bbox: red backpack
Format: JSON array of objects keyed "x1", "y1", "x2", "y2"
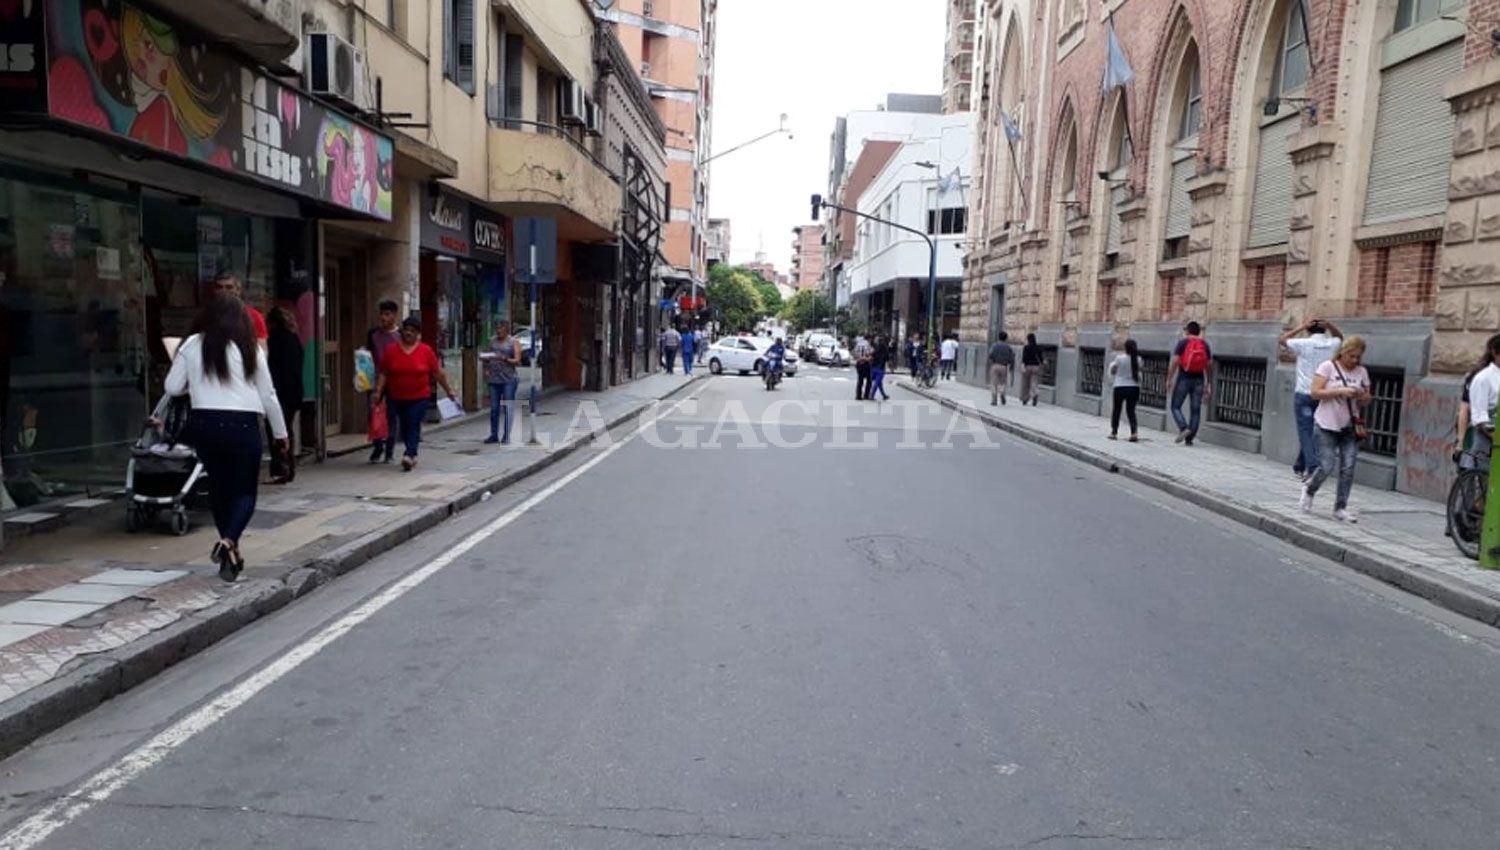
[{"x1": 1180, "y1": 337, "x2": 1210, "y2": 374}]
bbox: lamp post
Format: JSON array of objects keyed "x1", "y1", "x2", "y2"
[{"x1": 913, "y1": 161, "x2": 950, "y2": 348}]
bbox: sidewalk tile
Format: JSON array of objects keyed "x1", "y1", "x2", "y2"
[
  {"x1": 0, "y1": 600, "x2": 106, "y2": 626},
  {"x1": 0, "y1": 624, "x2": 48, "y2": 649},
  {"x1": 30, "y1": 584, "x2": 142, "y2": 605},
  {"x1": 80, "y1": 568, "x2": 188, "y2": 587}
]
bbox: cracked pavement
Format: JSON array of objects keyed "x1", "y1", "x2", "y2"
[{"x1": 3, "y1": 374, "x2": 1500, "y2": 848}]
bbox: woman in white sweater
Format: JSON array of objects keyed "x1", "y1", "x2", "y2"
[{"x1": 164, "y1": 294, "x2": 287, "y2": 581}]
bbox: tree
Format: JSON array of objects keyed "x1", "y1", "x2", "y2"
[
  {"x1": 779, "y1": 289, "x2": 832, "y2": 331},
  {"x1": 706, "y1": 265, "x2": 763, "y2": 332},
  {"x1": 748, "y1": 274, "x2": 783, "y2": 317}
]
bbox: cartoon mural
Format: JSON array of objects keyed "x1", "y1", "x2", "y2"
[{"x1": 42, "y1": 0, "x2": 393, "y2": 220}]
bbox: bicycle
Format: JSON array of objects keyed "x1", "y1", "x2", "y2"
[
  {"x1": 918, "y1": 355, "x2": 939, "y2": 389},
  {"x1": 1447, "y1": 448, "x2": 1489, "y2": 560}
]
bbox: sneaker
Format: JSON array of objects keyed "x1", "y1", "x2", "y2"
[
  {"x1": 400, "y1": 456, "x2": 414, "y2": 472},
  {"x1": 1334, "y1": 509, "x2": 1358, "y2": 523},
  {"x1": 368, "y1": 449, "x2": 382, "y2": 464},
  {"x1": 1175, "y1": 430, "x2": 1188, "y2": 444},
  {"x1": 483, "y1": 436, "x2": 499, "y2": 444},
  {"x1": 1299, "y1": 489, "x2": 1313, "y2": 513},
  {"x1": 1000, "y1": 396, "x2": 1006, "y2": 405},
  {"x1": 1128, "y1": 434, "x2": 1139, "y2": 442},
  {"x1": 1108, "y1": 433, "x2": 1118, "y2": 440}
]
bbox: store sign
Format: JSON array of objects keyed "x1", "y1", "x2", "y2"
[
  {"x1": 0, "y1": 0, "x2": 45, "y2": 112},
  {"x1": 471, "y1": 210, "x2": 505, "y2": 264},
  {"x1": 421, "y1": 184, "x2": 507, "y2": 264},
  {"x1": 33, "y1": 0, "x2": 394, "y2": 220}
]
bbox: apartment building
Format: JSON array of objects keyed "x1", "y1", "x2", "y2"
[
  {"x1": 597, "y1": 0, "x2": 719, "y2": 304},
  {"x1": 962, "y1": 0, "x2": 1500, "y2": 501},
  {"x1": 790, "y1": 225, "x2": 826, "y2": 291},
  {"x1": 706, "y1": 218, "x2": 732, "y2": 267},
  {"x1": 942, "y1": 0, "x2": 978, "y2": 113},
  {"x1": 847, "y1": 115, "x2": 975, "y2": 341}
]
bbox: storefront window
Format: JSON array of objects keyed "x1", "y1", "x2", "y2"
[{"x1": 1, "y1": 168, "x2": 146, "y2": 509}]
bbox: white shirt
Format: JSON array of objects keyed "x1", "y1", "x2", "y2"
[
  {"x1": 164, "y1": 334, "x2": 288, "y2": 439},
  {"x1": 1470, "y1": 363, "x2": 1500, "y2": 429},
  {"x1": 940, "y1": 339, "x2": 959, "y2": 360},
  {"x1": 1286, "y1": 334, "x2": 1341, "y2": 394}
]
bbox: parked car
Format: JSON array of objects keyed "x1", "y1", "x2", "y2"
[
  {"x1": 515, "y1": 327, "x2": 543, "y2": 366},
  {"x1": 801, "y1": 332, "x2": 835, "y2": 361},
  {"x1": 707, "y1": 336, "x2": 798, "y2": 376},
  {"x1": 816, "y1": 340, "x2": 851, "y2": 367}
]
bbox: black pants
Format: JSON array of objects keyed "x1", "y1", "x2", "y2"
[
  {"x1": 855, "y1": 363, "x2": 872, "y2": 399},
  {"x1": 189, "y1": 410, "x2": 262, "y2": 545},
  {"x1": 1111, "y1": 386, "x2": 1139, "y2": 435}
]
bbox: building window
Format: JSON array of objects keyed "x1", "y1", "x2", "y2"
[
  {"x1": 1138, "y1": 352, "x2": 1172, "y2": 408},
  {"x1": 1274, "y1": 0, "x2": 1310, "y2": 96},
  {"x1": 1163, "y1": 236, "x2": 1188, "y2": 260},
  {"x1": 1097, "y1": 280, "x2": 1116, "y2": 321},
  {"x1": 927, "y1": 206, "x2": 968, "y2": 235},
  {"x1": 1078, "y1": 348, "x2": 1105, "y2": 396},
  {"x1": 444, "y1": 0, "x2": 475, "y2": 93},
  {"x1": 1178, "y1": 53, "x2": 1202, "y2": 141},
  {"x1": 1055, "y1": 285, "x2": 1069, "y2": 321},
  {"x1": 1394, "y1": 0, "x2": 1441, "y2": 32},
  {"x1": 1246, "y1": 264, "x2": 1267, "y2": 312},
  {"x1": 1213, "y1": 358, "x2": 1268, "y2": 430},
  {"x1": 1039, "y1": 345, "x2": 1060, "y2": 386},
  {"x1": 1365, "y1": 369, "x2": 1405, "y2": 457}
]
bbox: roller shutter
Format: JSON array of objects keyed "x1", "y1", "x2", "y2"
[
  {"x1": 1164, "y1": 157, "x2": 1195, "y2": 239},
  {"x1": 1247, "y1": 115, "x2": 1300, "y2": 248},
  {"x1": 1363, "y1": 40, "x2": 1462, "y2": 225}
]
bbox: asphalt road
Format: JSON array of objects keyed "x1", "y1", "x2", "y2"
[{"x1": 4, "y1": 367, "x2": 1500, "y2": 849}]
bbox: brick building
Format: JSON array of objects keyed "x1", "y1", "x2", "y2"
[
  {"x1": 791, "y1": 225, "x2": 827, "y2": 290},
  {"x1": 960, "y1": 0, "x2": 1500, "y2": 501}
]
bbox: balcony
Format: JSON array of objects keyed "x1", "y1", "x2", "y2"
[
  {"x1": 488, "y1": 122, "x2": 622, "y2": 241},
  {"x1": 171, "y1": 0, "x2": 301, "y2": 67}
]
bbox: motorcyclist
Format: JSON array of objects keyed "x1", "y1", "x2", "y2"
[{"x1": 766, "y1": 338, "x2": 786, "y2": 372}]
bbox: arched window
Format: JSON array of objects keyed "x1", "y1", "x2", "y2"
[
  {"x1": 1163, "y1": 42, "x2": 1200, "y2": 258},
  {"x1": 1103, "y1": 98, "x2": 1132, "y2": 265},
  {"x1": 990, "y1": 23, "x2": 1025, "y2": 229},
  {"x1": 1059, "y1": 128, "x2": 1078, "y2": 205},
  {"x1": 1272, "y1": 0, "x2": 1311, "y2": 96},
  {"x1": 1246, "y1": 1, "x2": 1306, "y2": 248}
]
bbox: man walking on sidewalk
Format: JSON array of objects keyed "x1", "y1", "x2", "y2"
[
  {"x1": 1280, "y1": 316, "x2": 1343, "y2": 480},
  {"x1": 661, "y1": 324, "x2": 681, "y2": 374},
  {"x1": 940, "y1": 334, "x2": 959, "y2": 380},
  {"x1": 853, "y1": 334, "x2": 873, "y2": 400},
  {"x1": 366, "y1": 300, "x2": 402, "y2": 464},
  {"x1": 1166, "y1": 321, "x2": 1214, "y2": 446},
  {"x1": 988, "y1": 332, "x2": 1015, "y2": 406}
]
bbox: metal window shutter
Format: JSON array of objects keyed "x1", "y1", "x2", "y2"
[
  {"x1": 1106, "y1": 181, "x2": 1126, "y2": 254},
  {"x1": 1363, "y1": 40, "x2": 1462, "y2": 225},
  {"x1": 456, "y1": 0, "x2": 475, "y2": 93},
  {"x1": 1247, "y1": 115, "x2": 1299, "y2": 248},
  {"x1": 1164, "y1": 158, "x2": 1194, "y2": 239}
]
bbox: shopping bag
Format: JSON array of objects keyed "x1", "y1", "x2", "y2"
[
  {"x1": 437, "y1": 397, "x2": 464, "y2": 421},
  {"x1": 353, "y1": 348, "x2": 376, "y2": 393},
  {"x1": 368, "y1": 400, "x2": 389, "y2": 441}
]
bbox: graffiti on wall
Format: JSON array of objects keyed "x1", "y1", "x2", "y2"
[{"x1": 44, "y1": 0, "x2": 393, "y2": 219}]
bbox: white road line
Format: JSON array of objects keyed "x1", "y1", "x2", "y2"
[{"x1": 0, "y1": 388, "x2": 704, "y2": 850}]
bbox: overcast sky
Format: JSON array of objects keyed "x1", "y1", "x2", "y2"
[{"x1": 707, "y1": 0, "x2": 945, "y2": 268}]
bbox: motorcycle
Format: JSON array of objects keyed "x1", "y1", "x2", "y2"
[{"x1": 763, "y1": 354, "x2": 784, "y2": 391}]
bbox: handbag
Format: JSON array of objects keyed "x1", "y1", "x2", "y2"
[
  {"x1": 1333, "y1": 363, "x2": 1368, "y2": 443},
  {"x1": 368, "y1": 399, "x2": 389, "y2": 442}
]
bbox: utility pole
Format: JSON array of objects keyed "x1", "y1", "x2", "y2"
[{"x1": 810, "y1": 194, "x2": 938, "y2": 346}]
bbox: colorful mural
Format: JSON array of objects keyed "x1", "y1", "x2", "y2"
[{"x1": 42, "y1": 0, "x2": 393, "y2": 220}]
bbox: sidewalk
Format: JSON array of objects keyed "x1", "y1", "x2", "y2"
[
  {"x1": 0, "y1": 372, "x2": 697, "y2": 756},
  {"x1": 901, "y1": 378, "x2": 1500, "y2": 627}
]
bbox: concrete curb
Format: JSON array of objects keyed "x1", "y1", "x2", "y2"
[
  {"x1": 899, "y1": 381, "x2": 1500, "y2": 630},
  {"x1": 0, "y1": 376, "x2": 702, "y2": 759}
]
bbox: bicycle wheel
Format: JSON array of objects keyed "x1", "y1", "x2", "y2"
[{"x1": 1447, "y1": 469, "x2": 1487, "y2": 560}]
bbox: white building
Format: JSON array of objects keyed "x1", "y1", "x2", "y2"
[{"x1": 847, "y1": 113, "x2": 975, "y2": 341}]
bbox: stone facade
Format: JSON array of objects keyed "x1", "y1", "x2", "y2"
[{"x1": 961, "y1": 0, "x2": 1499, "y2": 501}]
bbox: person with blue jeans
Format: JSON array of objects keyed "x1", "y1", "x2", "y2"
[
  {"x1": 374, "y1": 317, "x2": 457, "y2": 471},
  {"x1": 680, "y1": 327, "x2": 696, "y2": 375},
  {"x1": 483, "y1": 322, "x2": 522, "y2": 444},
  {"x1": 1166, "y1": 321, "x2": 1214, "y2": 446},
  {"x1": 1280, "y1": 317, "x2": 1343, "y2": 481}
]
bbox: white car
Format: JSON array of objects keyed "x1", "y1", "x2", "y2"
[
  {"x1": 816, "y1": 340, "x2": 851, "y2": 367},
  {"x1": 707, "y1": 336, "x2": 798, "y2": 376}
]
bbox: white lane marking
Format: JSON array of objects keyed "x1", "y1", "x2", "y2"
[{"x1": 0, "y1": 389, "x2": 704, "y2": 850}]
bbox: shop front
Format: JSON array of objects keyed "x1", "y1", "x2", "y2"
[
  {"x1": 0, "y1": 0, "x2": 393, "y2": 514},
  {"x1": 418, "y1": 185, "x2": 508, "y2": 412}
]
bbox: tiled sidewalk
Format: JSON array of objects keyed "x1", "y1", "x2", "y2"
[
  {"x1": 902, "y1": 377, "x2": 1500, "y2": 617},
  {"x1": 0, "y1": 373, "x2": 694, "y2": 723}
]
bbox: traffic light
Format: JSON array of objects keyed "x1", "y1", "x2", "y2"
[{"x1": 810, "y1": 194, "x2": 822, "y2": 220}]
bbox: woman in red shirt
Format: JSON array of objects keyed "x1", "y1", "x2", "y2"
[{"x1": 374, "y1": 317, "x2": 458, "y2": 471}]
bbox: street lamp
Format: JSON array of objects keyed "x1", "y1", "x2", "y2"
[
  {"x1": 702, "y1": 114, "x2": 792, "y2": 166},
  {"x1": 914, "y1": 161, "x2": 948, "y2": 347}
]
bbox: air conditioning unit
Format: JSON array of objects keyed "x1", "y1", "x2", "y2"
[
  {"x1": 559, "y1": 80, "x2": 586, "y2": 125},
  {"x1": 305, "y1": 33, "x2": 370, "y2": 111},
  {"x1": 584, "y1": 97, "x2": 603, "y2": 137}
]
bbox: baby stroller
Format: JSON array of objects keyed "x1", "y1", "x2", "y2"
[{"x1": 125, "y1": 395, "x2": 207, "y2": 536}]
